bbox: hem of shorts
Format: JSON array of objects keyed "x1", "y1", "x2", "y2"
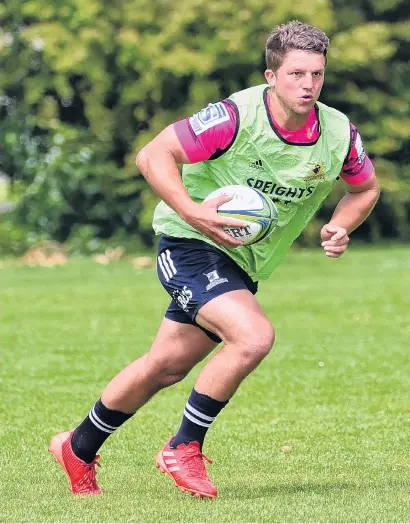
[
  {"x1": 191, "y1": 283, "x2": 250, "y2": 322},
  {"x1": 164, "y1": 312, "x2": 221, "y2": 343},
  {"x1": 164, "y1": 313, "x2": 191, "y2": 325}
]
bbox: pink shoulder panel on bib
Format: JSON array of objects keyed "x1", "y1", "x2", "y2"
[{"x1": 173, "y1": 101, "x2": 237, "y2": 163}]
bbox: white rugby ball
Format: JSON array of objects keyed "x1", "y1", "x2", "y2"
[{"x1": 204, "y1": 185, "x2": 278, "y2": 245}]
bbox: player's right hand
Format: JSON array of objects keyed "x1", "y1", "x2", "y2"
[{"x1": 184, "y1": 195, "x2": 247, "y2": 248}]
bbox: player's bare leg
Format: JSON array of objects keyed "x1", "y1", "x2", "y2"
[
  {"x1": 195, "y1": 289, "x2": 275, "y2": 400},
  {"x1": 101, "y1": 319, "x2": 217, "y2": 413},
  {"x1": 157, "y1": 289, "x2": 274, "y2": 499}
]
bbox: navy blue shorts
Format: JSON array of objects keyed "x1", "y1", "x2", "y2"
[{"x1": 157, "y1": 235, "x2": 258, "y2": 343}]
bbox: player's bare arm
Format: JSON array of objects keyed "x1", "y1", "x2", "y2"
[
  {"x1": 136, "y1": 125, "x2": 246, "y2": 248},
  {"x1": 321, "y1": 172, "x2": 380, "y2": 258}
]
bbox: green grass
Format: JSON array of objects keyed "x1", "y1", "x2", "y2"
[{"x1": 0, "y1": 246, "x2": 409, "y2": 523}]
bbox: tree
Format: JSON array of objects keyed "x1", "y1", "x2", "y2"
[{"x1": 0, "y1": 0, "x2": 408, "y2": 253}]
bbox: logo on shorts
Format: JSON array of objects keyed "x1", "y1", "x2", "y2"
[
  {"x1": 172, "y1": 286, "x2": 193, "y2": 312},
  {"x1": 203, "y1": 270, "x2": 229, "y2": 291}
]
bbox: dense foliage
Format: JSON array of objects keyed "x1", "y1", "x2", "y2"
[{"x1": 0, "y1": 0, "x2": 409, "y2": 253}]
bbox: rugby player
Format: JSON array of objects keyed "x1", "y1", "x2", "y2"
[{"x1": 49, "y1": 20, "x2": 379, "y2": 498}]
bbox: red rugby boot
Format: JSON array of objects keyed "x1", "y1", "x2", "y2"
[
  {"x1": 48, "y1": 431, "x2": 101, "y2": 495},
  {"x1": 156, "y1": 438, "x2": 217, "y2": 499}
]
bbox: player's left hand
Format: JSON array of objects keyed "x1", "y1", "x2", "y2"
[{"x1": 320, "y1": 224, "x2": 349, "y2": 258}]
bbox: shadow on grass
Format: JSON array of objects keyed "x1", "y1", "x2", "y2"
[
  {"x1": 222, "y1": 481, "x2": 353, "y2": 499},
  {"x1": 222, "y1": 478, "x2": 408, "y2": 499}
]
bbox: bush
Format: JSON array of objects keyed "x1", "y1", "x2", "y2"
[
  {"x1": 0, "y1": 216, "x2": 33, "y2": 256},
  {"x1": 1, "y1": 110, "x2": 151, "y2": 253}
]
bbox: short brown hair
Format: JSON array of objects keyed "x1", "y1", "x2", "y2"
[{"x1": 265, "y1": 20, "x2": 329, "y2": 71}]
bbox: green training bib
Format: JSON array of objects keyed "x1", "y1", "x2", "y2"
[{"x1": 153, "y1": 85, "x2": 351, "y2": 280}]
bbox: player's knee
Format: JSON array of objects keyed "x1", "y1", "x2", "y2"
[
  {"x1": 147, "y1": 359, "x2": 190, "y2": 389},
  {"x1": 157, "y1": 370, "x2": 188, "y2": 388},
  {"x1": 253, "y1": 326, "x2": 275, "y2": 361},
  {"x1": 237, "y1": 323, "x2": 275, "y2": 365}
]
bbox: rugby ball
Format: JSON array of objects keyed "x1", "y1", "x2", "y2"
[{"x1": 204, "y1": 185, "x2": 278, "y2": 245}]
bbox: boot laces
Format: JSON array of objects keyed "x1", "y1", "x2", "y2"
[
  {"x1": 181, "y1": 448, "x2": 212, "y2": 479},
  {"x1": 76, "y1": 455, "x2": 101, "y2": 492}
]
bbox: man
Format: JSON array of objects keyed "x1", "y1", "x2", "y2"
[{"x1": 49, "y1": 20, "x2": 379, "y2": 498}]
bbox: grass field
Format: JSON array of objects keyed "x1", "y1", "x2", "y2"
[{"x1": 0, "y1": 246, "x2": 409, "y2": 523}]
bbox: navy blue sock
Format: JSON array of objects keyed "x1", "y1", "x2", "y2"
[
  {"x1": 171, "y1": 389, "x2": 228, "y2": 450},
  {"x1": 71, "y1": 399, "x2": 134, "y2": 463}
]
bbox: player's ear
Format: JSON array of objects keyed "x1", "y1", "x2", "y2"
[{"x1": 264, "y1": 69, "x2": 276, "y2": 88}]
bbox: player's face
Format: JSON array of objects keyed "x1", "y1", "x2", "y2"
[{"x1": 265, "y1": 50, "x2": 325, "y2": 116}]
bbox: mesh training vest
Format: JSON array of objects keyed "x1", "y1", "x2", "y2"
[{"x1": 153, "y1": 84, "x2": 351, "y2": 280}]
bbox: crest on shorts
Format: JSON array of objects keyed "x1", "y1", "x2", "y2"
[{"x1": 203, "y1": 270, "x2": 228, "y2": 291}]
